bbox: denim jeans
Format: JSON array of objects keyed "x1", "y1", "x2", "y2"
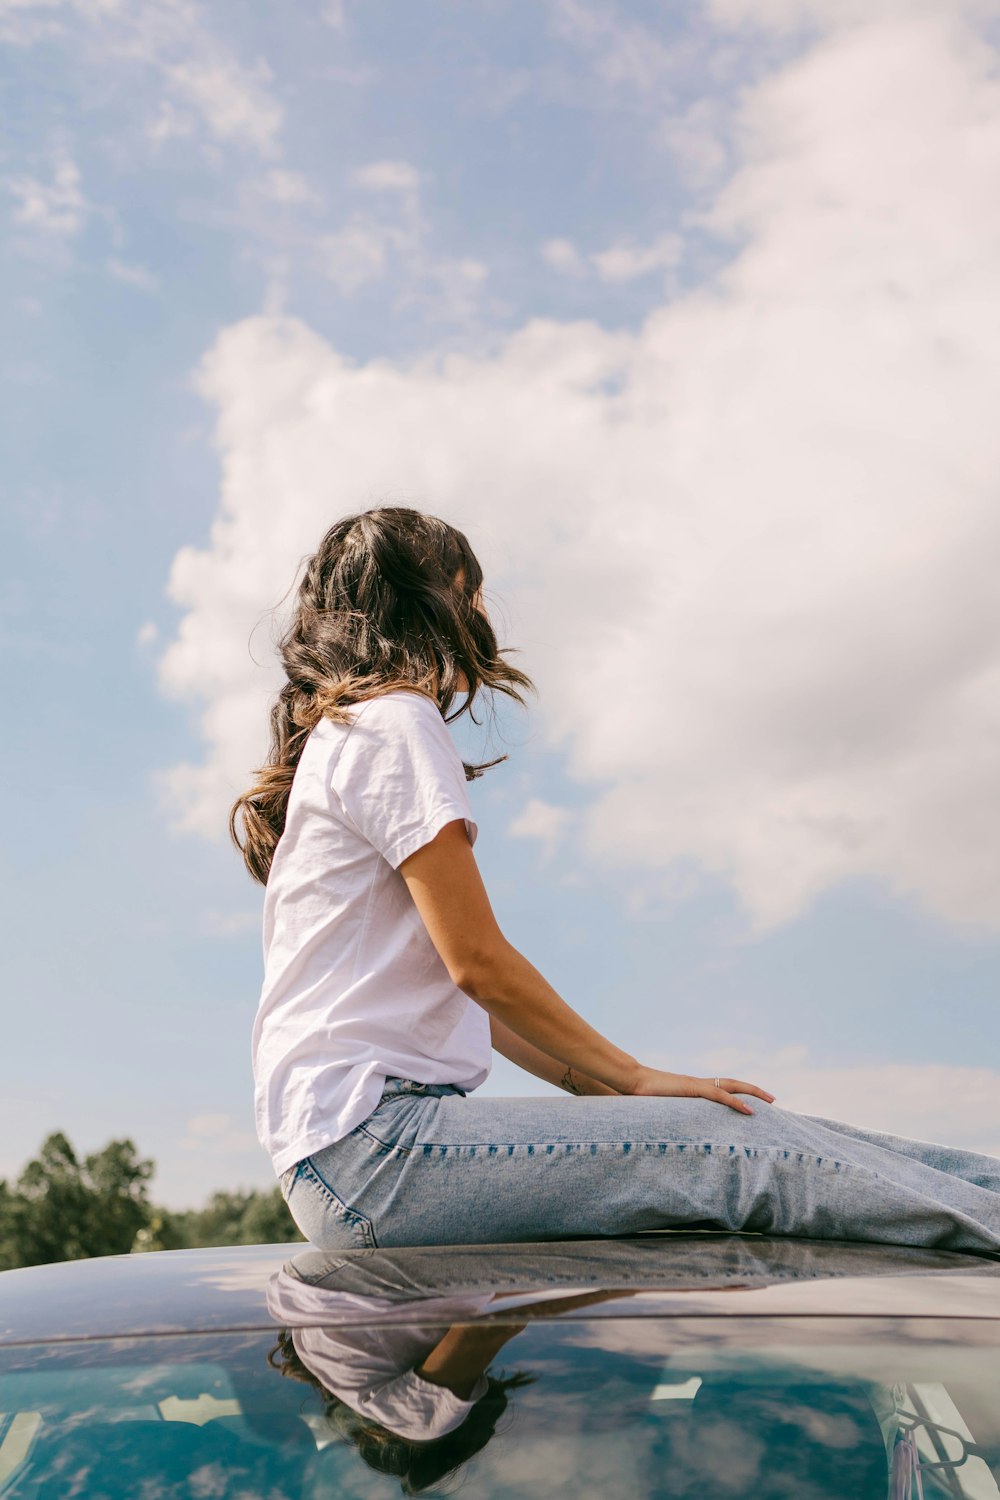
[{"x1": 279, "y1": 1078, "x2": 1000, "y2": 1254}]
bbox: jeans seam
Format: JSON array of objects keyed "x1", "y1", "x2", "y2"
[
  {"x1": 410, "y1": 1140, "x2": 853, "y2": 1170},
  {"x1": 299, "y1": 1155, "x2": 379, "y2": 1248},
  {"x1": 356, "y1": 1122, "x2": 413, "y2": 1157}
]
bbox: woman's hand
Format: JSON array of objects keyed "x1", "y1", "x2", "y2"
[{"x1": 626, "y1": 1068, "x2": 776, "y2": 1116}]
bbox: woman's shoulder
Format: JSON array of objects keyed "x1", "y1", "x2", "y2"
[
  {"x1": 313, "y1": 690, "x2": 451, "y2": 775},
  {"x1": 349, "y1": 689, "x2": 444, "y2": 729}
]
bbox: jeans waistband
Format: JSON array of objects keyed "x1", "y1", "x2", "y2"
[{"x1": 379, "y1": 1076, "x2": 467, "y2": 1100}]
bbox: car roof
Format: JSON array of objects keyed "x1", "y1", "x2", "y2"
[{"x1": 1, "y1": 1232, "x2": 999, "y2": 1346}]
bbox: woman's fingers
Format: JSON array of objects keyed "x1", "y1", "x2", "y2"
[
  {"x1": 703, "y1": 1077, "x2": 777, "y2": 1115},
  {"x1": 719, "y1": 1078, "x2": 776, "y2": 1104},
  {"x1": 707, "y1": 1082, "x2": 755, "y2": 1115},
  {"x1": 628, "y1": 1066, "x2": 776, "y2": 1114}
]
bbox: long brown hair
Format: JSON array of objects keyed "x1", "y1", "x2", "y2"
[{"x1": 230, "y1": 506, "x2": 533, "y2": 884}]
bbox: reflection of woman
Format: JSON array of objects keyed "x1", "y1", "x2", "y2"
[
  {"x1": 234, "y1": 507, "x2": 1000, "y2": 1253},
  {"x1": 266, "y1": 1262, "x2": 533, "y2": 1494}
]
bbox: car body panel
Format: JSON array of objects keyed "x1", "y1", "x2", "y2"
[{"x1": 2, "y1": 1233, "x2": 1000, "y2": 1344}]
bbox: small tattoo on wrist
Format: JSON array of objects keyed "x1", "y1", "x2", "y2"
[{"x1": 560, "y1": 1066, "x2": 583, "y2": 1096}]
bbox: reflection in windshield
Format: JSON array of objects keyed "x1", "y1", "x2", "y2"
[{"x1": 262, "y1": 1243, "x2": 1000, "y2": 1498}]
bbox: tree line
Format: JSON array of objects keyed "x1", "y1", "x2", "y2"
[{"x1": 0, "y1": 1132, "x2": 303, "y2": 1271}]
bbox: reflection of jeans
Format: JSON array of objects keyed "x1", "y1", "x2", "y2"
[{"x1": 279, "y1": 1077, "x2": 1000, "y2": 1253}]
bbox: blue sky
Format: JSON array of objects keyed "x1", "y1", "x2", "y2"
[{"x1": 3, "y1": 0, "x2": 1000, "y2": 1208}]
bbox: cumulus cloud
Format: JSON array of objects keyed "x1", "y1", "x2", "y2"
[
  {"x1": 3, "y1": 149, "x2": 87, "y2": 236},
  {"x1": 591, "y1": 232, "x2": 683, "y2": 283},
  {"x1": 320, "y1": 219, "x2": 392, "y2": 293},
  {"x1": 4, "y1": 0, "x2": 285, "y2": 157},
  {"x1": 707, "y1": 0, "x2": 1000, "y2": 34},
  {"x1": 160, "y1": 54, "x2": 282, "y2": 155},
  {"x1": 548, "y1": 0, "x2": 679, "y2": 95},
  {"x1": 659, "y1": 99, "x2": 731, "y2": 189},
  {"x1": 543, "y1": 232, "x2": 682, "y2": 283},
  {"x1": 158, "y1": 7, "x2": 1000, "y2": 934},
  {"x1": 107, "y1": 255, "x2": 160, "y2": 291},
  {"x1": 509, "y1": 798, "x2": 573, "y2": 859},
  {"x1": 253, "y1": 168, "x2": 322, "y2": 206},
  {"x1": 313, "y1": 167, "x2": 487, "y2": 319},
  {"x1": 353, "y1": 158, "x2": 422, "y2": 195},
  {"x1": 542, "y1": 237, "x2": 588, "y2": 276}
]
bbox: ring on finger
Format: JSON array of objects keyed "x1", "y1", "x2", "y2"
[{"x1": 713, "y1": 1076, "x2": 721, "y2": 1090}]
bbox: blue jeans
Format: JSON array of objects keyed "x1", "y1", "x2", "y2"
[{"x1": 279, "y1": 1078, "x2": 1000, "y2": 1253}]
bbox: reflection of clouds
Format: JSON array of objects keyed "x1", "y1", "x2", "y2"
[
  {"x1": 59, "y1": 1406, "x2": 115, "y2": 1430},
  {"x1": 476, "y1": 1429, "x2": 653, "y2": 1497}
]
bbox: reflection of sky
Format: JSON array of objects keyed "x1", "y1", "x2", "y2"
[
  {"x1": 3, "y1": 1320, "x2": 1000, "y2": 1497},
  {"x1": 3, "y1": 1, "x2": 1000, "y2": 1212}
]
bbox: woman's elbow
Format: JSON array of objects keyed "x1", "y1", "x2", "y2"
[{"x1": 447, "y1": 941, "x2": 512, "y2": 1002}]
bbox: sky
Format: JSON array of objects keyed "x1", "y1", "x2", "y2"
[{"x1": 2, "y1": 0, "x2": 1000, "y2": 1210}]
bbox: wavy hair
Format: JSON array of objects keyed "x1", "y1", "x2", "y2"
[{"x1": 230, "y1": 506, "x2": 533, "y2": 884}]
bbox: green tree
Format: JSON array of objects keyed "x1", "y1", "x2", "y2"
[
  {"x1": 154, "y1": 1187, "x2": 304, "y2": 1250},
  {"x1": 0, "y1": 1132, "x2": 153, "y2": 1269},
  {"x1": 0, "y1": 1134, "x2": 303, "y2": 1268}
]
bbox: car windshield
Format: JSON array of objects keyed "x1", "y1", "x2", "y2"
[{"x1": 3, "y1": 1315, "x2": 1000, "y2": 1499}]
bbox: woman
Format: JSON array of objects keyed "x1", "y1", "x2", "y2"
[{"x1": 233, "y1": 506, "x2": 1000, "y2": 1253}]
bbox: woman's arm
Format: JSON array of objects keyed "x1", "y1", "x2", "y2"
[
  {"x1": 415, "y1": 1323, "x2": 526, "y2": 1399},
  {"x1": 399, "y1": 821, "x2": 773, "y2": 1114},
  {"x1": 489, "y1": 1014, "x2": 618, "y2": 1097}
]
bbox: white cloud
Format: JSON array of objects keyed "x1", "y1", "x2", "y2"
[
  {"x1": 320, "y1": 219, "x2": 392, "y2": 293},
  {"x1": 542, "y1": 237, "x2": 588, "y2": 276},
  {"x1": 3, "y1": 150, "x2": 87, "y2": 236},
  {"x1": 107, "y1": 255, "x2": 160, "y2": 291},
  {"x1": 135, "y1": 620, "x2": 159, "y2": 648},
  {"x1": 163, "y1": 54, "x2": 282, "y2": 155},
  {"x1": 591, "y1": 232, "x2": 683, "y2": 282},
  {"x1": 687, "y1": 1047, "x2": 1000, "y2": 1160},
  {"x1": 544, "y1": 233, "x2": 682, "y2": 283},
  {"x1": 659, "y1": 99, "x2": 731, "y2": 189},
  {"x1": 509, "y1": 798, "x2": 573, "y2": 859},
  {"x1": 254, "y1": 168, "x2": 322, "y2": 206},
  {"x1": 707, "y1": 0, "x2": 1000, "y2": 34},
  {"x1": 0, "y1": 1, "x2": 63, "y2": 47},
  {"x1": 146, "y1": 97, "x2": 196, "y2": 145},
  {"x1": 314, "y1": 169, "x2": 486, "y2": 315},
  {"x1": 158, "y1": 10, "x2": 1000, "y2": 935},
  {"x1": 548, "y1": 0, "x2": 679, "y2": 95},
  {"x1": 4, "y1": 0, "x2": 285, "y2": 158},
  {"x1": 353, "y1": 158, "x2": 422, "y2": 195}
]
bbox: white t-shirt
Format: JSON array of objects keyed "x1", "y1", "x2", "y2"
[{"x1": 252, "y1": 689, "x2": 492, "y2": 1177}]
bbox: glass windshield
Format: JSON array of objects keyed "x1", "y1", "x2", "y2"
[{"x1": 3, "y1": 1316, "x2": 1000, "y2": 1499}]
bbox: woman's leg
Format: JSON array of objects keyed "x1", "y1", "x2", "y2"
[
  {"x1": 795, "y1": 1113, "x2": 1000, "y2": 1191},
  {"x1": 286, "y1": 1088, "x2": 1000, "y2": 1253}
]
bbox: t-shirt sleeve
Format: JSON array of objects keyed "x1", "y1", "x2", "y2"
[
  {"x1": 332, "y1": 693, "x2": 478, "y2": 869},
  {"x1": 357, "y1": 1370, "x2": 489, "y2": 1441}
]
